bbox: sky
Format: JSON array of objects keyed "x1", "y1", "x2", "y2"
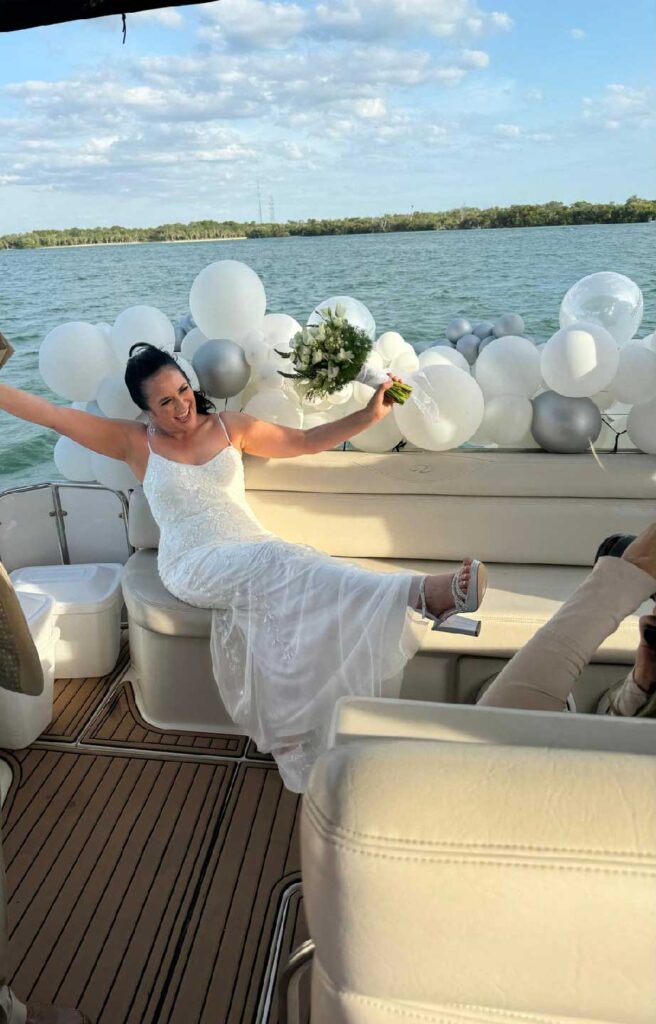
[{"x1": 0, "y1": 0, "x2": 653, "y2": 233}]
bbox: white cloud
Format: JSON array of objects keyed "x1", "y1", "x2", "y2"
[
  {"x1": 525, "y1": 88, "x2": 543, "y2": 101},
  {"x1": 352, "y1": 97, "x2": 387, "y2": 118},
  {"x1": 130, "y1": 7, "x2": 184, "y2": 28},
  {"x1": 460, "y1": 48, "x2": 490, "y2": 68},
  {"x1": 495, "y1": 122, "x2": 521, "y2": 136},
  {"x1": 313, "y1": 0, "x2": 513, "y2": 42},
  {"x1": 198, "y1": 0, "x2": 307, "y2": 49},
  {"x1": 570, "y1": 28, "x2": 586, "y2": 40},
  {"x1": 582, "y1": 83, "x2": 653, "y2": 130}
]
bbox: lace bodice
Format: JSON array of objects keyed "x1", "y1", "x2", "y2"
[{"x1": 142, "y1": 416, "x2": 272, "y2": 569}]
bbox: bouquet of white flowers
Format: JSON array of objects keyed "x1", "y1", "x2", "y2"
[{"x1": 276, "y1": 305, "x2": 413, "y2": 403}]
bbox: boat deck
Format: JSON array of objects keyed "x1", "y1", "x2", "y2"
[{"x1": 1, "y1": 650, "x2": 309, "y2": 1023}]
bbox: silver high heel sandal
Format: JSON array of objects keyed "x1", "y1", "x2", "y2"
[{"x1": 418, "y1": 560, "x2": 488, "y2": 637}]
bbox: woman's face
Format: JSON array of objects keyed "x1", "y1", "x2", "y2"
[{"x1": 144, "y1": 366, "x2": 197, "y2": 434}]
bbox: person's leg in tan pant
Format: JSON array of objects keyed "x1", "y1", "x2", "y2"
[{"x1": 478, "y1": 527, "x2": 656, "y2": 713}]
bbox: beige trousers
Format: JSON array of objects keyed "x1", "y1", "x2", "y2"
[
  {"x1": 478, "y1": 557, "x2": 655, "y2": 713},
  {"x1": 0, "y1": 830, "x2": 25, "y2": 1024}
]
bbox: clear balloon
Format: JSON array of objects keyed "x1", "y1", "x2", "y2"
[
  {"x1": 39, "y1": 322, "x2": 117, "y2": 402},
  {"x1": 541, "y1": 322, "x2": 619, "y2": 398},
  {"x1": 190, "y1": 260, "x2": 266, "y2": 341},
  {"x1": 96, "y1": 372, "x2": 141, "y2": 419},
  {"x1": 54, "y1": 436, "x2": 94, "y2": 482},
  {"x1": 243, "y1": 391, "x2": 303, "y2": 429},
  {"x1": 350, "y1": 414, "x2": 403, "y2": 453},
  {"x1": 308, "y1": 296, "x2": 375, "y2": 340},
  {"x1": 111, "y1": 306, "x2": 175, "y2": 365},
  {"x1": 627, "y1": 399, "x2": 656, "y2": 454},
  {"x1": 393, "y1": 366, "x2": 485, "y2": 451},
  {"x1": 560, "y1": 272, "x2": 643, "y2": 346},
  {"x1": 480, "y1": 395, "x2": 533, "y2": 446},
  {"x1": 181, "y1": 327, "x2": 208, "y2": 362},
  {"x1": 475, "y1": 336, "x2": 542, "y2": 398},
  {"x1": 92, "y1": 452, "x2": 140, "y2": 492},
  {"x1": 418, "y1": 346, "x2": 470, "y2": 373},
  {"x1": 193, "y1": 339, "x2": 251, "y2": 399},
  {"x1": 609, "y1": 343, "x2": 656, "y2": 406}
]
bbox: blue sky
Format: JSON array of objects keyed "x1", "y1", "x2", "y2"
[{"x1": 0, "y1": 0, "x2": 653, "y2": 232}]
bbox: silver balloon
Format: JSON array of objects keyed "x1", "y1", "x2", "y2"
[
  {"x1": 192, "y1": 338, "x2": 251, "y2": 399},
  {"x1": 531, "y1": 391, "x2": 602, "y2": 454},
  {"x1": 456, "y1": 334, "x2": 479, "y2": 365},
  {"x1": 472, "y1": 321, "x2": 495, "y2": 340},
  {"x1": 173, "y1": 321, "x2": 186, "y2": 352},
  {"x1": 446, "y1": 318, "x2": 472, "y2": 343},
  {"x1": 494, "y1": 313, "x2": 525, "y2": 337},
  {"x1": 477, "y1": 336, "x2": 495, "y2": 354},
  {"x1": 180, "y1": 312, "x2": 196, "y2": 333}
]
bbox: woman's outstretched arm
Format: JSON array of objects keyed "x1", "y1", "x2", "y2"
[
  {"x1": 226, "y1": 379, "x2": 396, "y2": 459},
  {"x1": 0, "y1": 381, "x2": 143, "y2": 461}
]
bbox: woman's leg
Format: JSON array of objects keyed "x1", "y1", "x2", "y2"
[
  {"x1": 409, "y1": 560, "x2": 474, "y2": 617},
  {"x1": 478, "y1": 527, "x2": 656, "y2": 712}
]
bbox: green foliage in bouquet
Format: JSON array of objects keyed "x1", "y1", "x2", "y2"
[{"x1": 276, "y1": 305, "x2": 412, "y2": 403}]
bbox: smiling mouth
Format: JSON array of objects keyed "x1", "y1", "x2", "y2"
[{"x1": 175, "y1": 408, "x2": 192, "y2": 423}]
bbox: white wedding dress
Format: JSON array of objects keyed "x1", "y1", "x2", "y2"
[{"x1": 143, "y1": 414, "x2": 430, "y2": 791}]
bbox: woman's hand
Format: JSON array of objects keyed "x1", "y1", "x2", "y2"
[{"x1": 366, "y1": 375, "x2": 399, "y2": 423}]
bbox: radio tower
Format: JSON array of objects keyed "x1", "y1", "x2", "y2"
[
  {"x1": 268, "y1": 195, "x2": 276, "y2": 223},
  {"x1": 256, "y1": 180, "x2": 263, "y2": 224}
]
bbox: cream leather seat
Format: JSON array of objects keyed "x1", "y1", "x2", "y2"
[{"x1": 301, "y1": 700, "x2": 656, "y2": 1023}]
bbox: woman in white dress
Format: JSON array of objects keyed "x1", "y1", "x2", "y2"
[{"x1": 0, "y1": 344, "x2": 487, "y2": 790}]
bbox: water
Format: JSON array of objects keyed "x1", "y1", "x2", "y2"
[{"x1": 1, "y1": 223, "x2": 654, "y2": 490}]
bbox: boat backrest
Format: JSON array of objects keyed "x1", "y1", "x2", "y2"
[{"x1": 128, "y1": 450, "x2": 656, "y2": 565}]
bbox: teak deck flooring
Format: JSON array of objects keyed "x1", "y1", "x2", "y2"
[{"x1": 1, "y1": 657, "x2": 310, "y2": 1024}]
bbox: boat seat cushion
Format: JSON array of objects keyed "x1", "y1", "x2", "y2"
[{"x1": 121, "y1": 551, "x2": 643, "y2": 661}]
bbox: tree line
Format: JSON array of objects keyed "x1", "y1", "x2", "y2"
[{"x1": 1, "y1": 197, "x2": 654, "y2": 250}]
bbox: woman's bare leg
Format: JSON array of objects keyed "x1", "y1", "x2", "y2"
[
  {"x1": 478, "y1": 525, "x2": 656, "y2": 712},
  {"x1": 409, "y1": 560, "x2": 474, "y2": 618}
]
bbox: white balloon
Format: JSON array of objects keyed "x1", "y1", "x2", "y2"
[
  {"x1": 243, "y1": 391, "x2": 303, "y2": 429},
  {"x1": 393, "y1": 366, "x2": 485, "y2": 451},
  {"x1": 475, "y1": 336, "x2": 542, "y2": 399},
  {"x1": 376, "y1": 332, "x2": 407, "y2": 362},
  {"x1": 96, "y1": 372, "x2": 141, "y2": 419},
  {"x1": 175, "y1": 355, "x2": 200, "y2": 392},
  {"x1": 627, "y1": 399, "x2": 656, "y2": 454},
  {"x1": 240, "y1": 329, "x2": 270, "y2": 371},
  {"x1": 190, "y1": 260, "x2": 266, "y2": 341},
  {"x1": 95, "y1": 322, "x2": 112, "y2": 339},
  {"x1": 256, "y1": 365, "x2": 285, "y2": 391},
  {"x1": 39, "y1": 322, "x2": 117, "y2": 402},
  {"x1": 590, "y1": 391, "x2": 615, "y2": 412},
  {"x1": 608, "y1": 343, "x2": 656, "y2": 406},
  {"x1": 541, "y1": 321, "x2": 619, "y2": 398},
  {"x1": 111, "y1": 306, "x2": 175, "y2": 364},
  {"x1": 351, "y1": 381, "x2": 372, "y2": 406},
  {"x1": 364, "y1": 350, "x2": 385, "y2": 373},
  {"x1": 54, "y1": 436, "x2": 94, "y2": 482},
  {"x1": 302, "y1": 411, "x2": 331, "y2": 430},
  {"x1": 391, "y1": 347, "x2": 420, "y2": 376},
  {"x1": 302, "y1": 392, "x2": 333, "y2": 412},
  {"x1": 418, "y1": 345, "x2": 470, "y2": 373},
  {"x1": 326, "y1": 383, "x2": 354, "y2": 406},
  {"x1": 637, "y1": 332, "x2": 656, "y2": 353},
  {"x1": 91, "y1": 452, "x2": 140, "y2": 492},
  {"x1": 560, "y1": 272, "x2": 643, "y2": 346},
  {"x1": 263, "y1": 313, "x2": 302, "y2": 354},
  {"x1": 350, "y1": 414, "x2": 403, "y2": 453},
  {"x1": 480, "y1": 395, "x2": 533, "y2": 446},
  {"x1": 308, "y1": 296, "x2": 375, "y2": 340},
  {"x1": 181, "y1": 327, "x2": 208, "y2": 362}
]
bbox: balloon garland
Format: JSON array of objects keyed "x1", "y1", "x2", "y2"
[{"x1": 37, "y1": 261, "x2": 649, "y2": 488}]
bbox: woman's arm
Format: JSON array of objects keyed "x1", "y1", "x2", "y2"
[
  {"x1": 228, "y1": 379, "x2": 396, "y2": 459},
  {"x1": 0, "y1": 381, "x2": 143, "y2": 460}
]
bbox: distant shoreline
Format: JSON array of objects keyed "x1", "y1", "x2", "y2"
[{"x1": 27, "y1": 236, "x2": 248, "y2": 250}]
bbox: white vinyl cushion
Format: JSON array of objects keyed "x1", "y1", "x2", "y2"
[{"x1": 302, "y1": 739, "x2": 656, "y2": 1024}]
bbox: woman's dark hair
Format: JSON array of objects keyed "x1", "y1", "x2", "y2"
[{"x1": 124, "y1": 343, "x2": 216, "y2": 414}]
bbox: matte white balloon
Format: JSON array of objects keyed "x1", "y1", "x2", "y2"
[
  {"x1": 628, "y1": 399, "x2": 656, "y2": 454},
  {"x1": 418, "y1": 345, "x2": 470, "y2": 373},
  {"x1": 480, "y1": 395, "x2": 533, "y2": 445},
  {"x1": 39, "y1": 322, "x2": 117, "y2": 402},
  {"x1": 91, "y1": 452, "x2": 140, "y2": 492},
  {"x1": 190, "y1": 260, "x2": 266, "y2": 341},
  {"x1": 608, "y1": 343, "x2": 656, "y2": 406},
  {"x1": 175, "y1": 355, "x2": 200, "y2": 392},
  {"x1": 541, "y1": 321, "x2": 619, "y2": 398},
  {"x1": 111, "y1": 306, "x2": 175, "y2": 364},
  {"x1": 302, "y1": 412, "x2": 331, "y2": 429},
  {"x1": 243, "y1": 391, "x2": 303, "y2": 429},
  {"x1": 393, "y1": 366, "x2": 485, "y2": 451},
  {"x1": 326, "y1": 383, "x2": 354, "y2": 406},
  {"x1": 560, "y1": 272, "x2": 643, "y2": 346},
  {"x1": 256, "y1": 365, "x2": 286, "y2": 391},
  {"x1": 375, "y1": 332, "x2": 407, "y2": 362},
  {"x1": 96, "y1": 372, "x2": 141, "y2": 419},
  {"x1": 364, "y1": 350, "x2": 385, "y2": 372},
  {"x1": 638, "y1": 332, "x2": 656, "y2": 354},
  {"x1": 390, "y1": 347, "x2": 420, "y2": 375},
  {"x1": 240, "y1": 329, "x2": 270, "y2": 371},
  {"x1": 263, "y1": 313, "x2": 303, "y2": 354},
  {"x1": 308, "y1": 296, "x2": 375, "y2": 340},
  {"x1": 475, "y1": 336, "x2": 542, "y2": 398},
  {"x1": 350, "y1": 413, "x2": 403, "y2": 453},
  {"x1": 95, "y1": 322, "x2": 112, "y2": 339},
  {"x1": 181, "y1": 327, "x2": 208, "y2": 362},
  {"x1": 54, "y1": 436, "x2": 94, "y2": 482}
]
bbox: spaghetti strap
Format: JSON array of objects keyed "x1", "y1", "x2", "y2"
[{"x1": 216, "y1": 413, "x2": 233, "y2": 447}]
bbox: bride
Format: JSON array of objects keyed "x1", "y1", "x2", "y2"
[{"x1": 0, "y1": 342, "x2": 487, "y2": 790}]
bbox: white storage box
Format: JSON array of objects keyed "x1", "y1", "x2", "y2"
[
  {"x1": 0, "y1": 591, "x2": 58, "y2": 749},
  {"x1": 11, "y1": 563, "x2": 123, "y2": 678}
]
